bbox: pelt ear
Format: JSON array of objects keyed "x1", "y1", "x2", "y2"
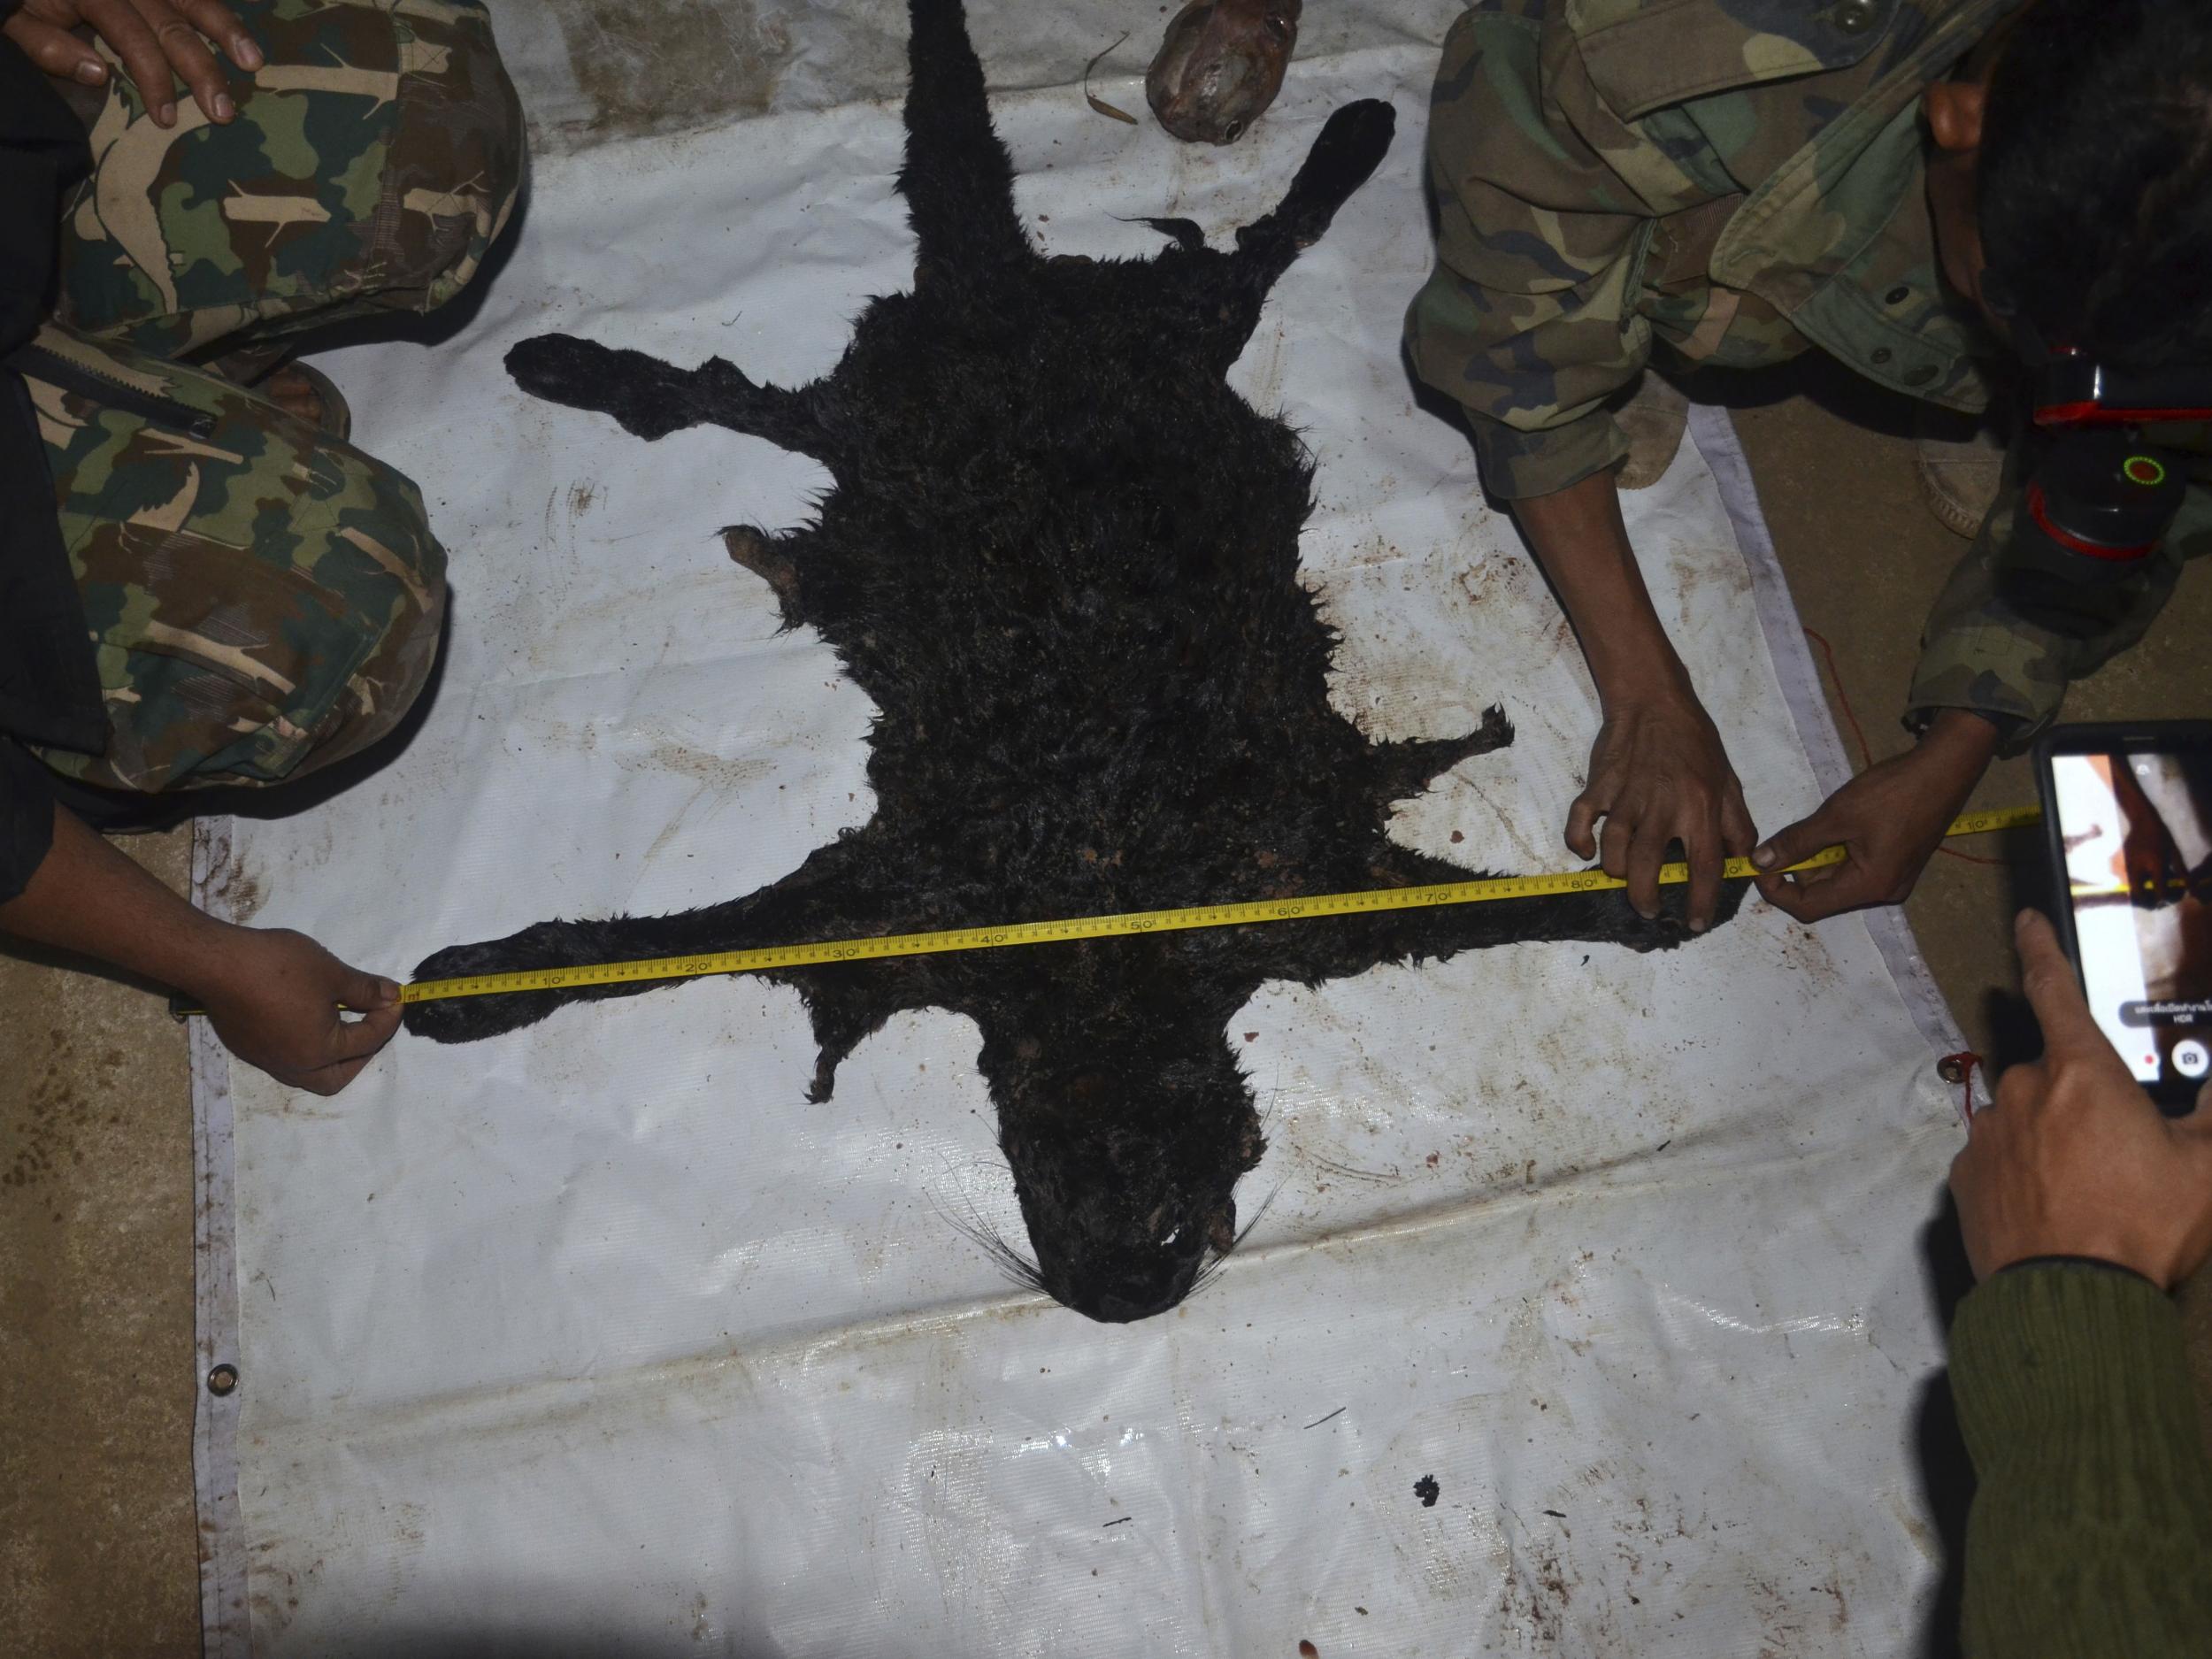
[{"x1": 1138, "y1": 216, "x2": 1207, "y2": 252}]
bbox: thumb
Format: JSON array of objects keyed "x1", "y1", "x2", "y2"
[
  {"x1": 1751, "y1": 803, "x2": 1841, "y2": 874},
  {"x1": 2013, "y1": 910, "x2": 2110, "y2": 1061},
  {"x1": 339, "y1": 966, "x2": 403, "y2": 1012}
]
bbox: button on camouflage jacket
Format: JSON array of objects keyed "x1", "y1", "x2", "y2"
[{"x1": 1407, "y1": 0, "x2": 2208, "y2": 749}]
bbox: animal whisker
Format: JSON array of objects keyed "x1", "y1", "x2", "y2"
[
  {"x1": 928, "y1": 1186, "x2": 1046, "y2": 1292},
  {"x1": 1254, "y1": 1063, "x2": 1286, "y2": 1148},
  {"x1": 1179, "y1": 1178, "x2": 1282, "y2": 1305},
  {"x1": 1227, "y1": 1179, "x2": 1283, "y2": 1254}
]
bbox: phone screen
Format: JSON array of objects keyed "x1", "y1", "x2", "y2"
[{"x1": 2047, "y1": 741, "x2": 2212, "y2": 1099}]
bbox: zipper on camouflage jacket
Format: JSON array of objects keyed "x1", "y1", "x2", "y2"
[{"x1": 3, "y1": 342, "x2": 219, "y2": 442}]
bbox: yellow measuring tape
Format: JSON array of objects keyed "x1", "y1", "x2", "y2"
[{"x1": 386, "y1": 803, "x2": 2043, "y2": 1007}]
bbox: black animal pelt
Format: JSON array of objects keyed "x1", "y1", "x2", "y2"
[{"x1": 407, "y1": 0, "x2": 1743, "y2": 1323}]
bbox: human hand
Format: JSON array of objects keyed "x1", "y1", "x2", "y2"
[
  {"x1": 1948, "y1": 910, "x2": 2212, "y2": 1288},
  {"x1": 1751, "y1": 709, "x2": 1999, "y2": 922},
  {"x1": 3, "y1": 0, "x2": 260, "y2": 127},
  {"x1": 1564, "y1": 692, "x2": 1755, "y2": 932},
  {"x1": 192, "y1": 926, "x2": 403, "y2": 1095}
]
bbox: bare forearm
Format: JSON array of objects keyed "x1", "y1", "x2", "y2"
[
  {"x1": 0, "y1": 801, "x2": 404, "y2": 1093},
  {"x1": 0, "y1": 801, "x2": 223, "y2": 995},
  {"x1": 1512, "y1": 470, "x2": 1688, "y2": 706},
  {"x1": 1918, "y1": 706, "x2": 2002, "y2": 780}
]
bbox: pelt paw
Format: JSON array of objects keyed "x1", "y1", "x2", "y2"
[
  {"x1": 401, "y1": 922, "x2": 589, "y2": 1043},
  {"x1": 505, "y1": 334, "x2": 609, "y2": 403}
]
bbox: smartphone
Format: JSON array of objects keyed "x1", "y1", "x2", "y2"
[{"x1": 2036, "y1": 721, "x2": 2212, "y2": 1114}]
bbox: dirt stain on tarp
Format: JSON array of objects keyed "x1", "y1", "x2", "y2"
[
  {"x1": 544, "y1": 0, "x2": 795, "y2": 150},
  {"x1": 1, "y1": 1031, "x2": 114, "y2": 1190},
  {"x1": 203, "y1": 856, "x2": 265, "y2": 926}
]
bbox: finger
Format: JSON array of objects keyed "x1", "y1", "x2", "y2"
[
  {"x1": 1597, "y1": 807, "x2": 1632, "y2": 882},
  {"x1": 2013, "y1": 910, "x2": 2111, "y2": 1062},
  {"x1": 1753, "y1": 849, "x2": 1839, "y2": 908},
  {"x1": 1755, "y1": 848, "x2": 1859, "y2": 920},
  {"x1": 1720, "y1": 787, "x2": 1758, "y2": 859},
  {"x1": 323, "y1": 1000, "x2": 403, "y2": 1064},
  {"x1": 1682, "y1": 816, "x2": 1724, "y2": 933},
  {"x1": 4, "y1": 17, "x2": 114, "y2": 83},
  {"x1": 83, "y1": 0, "x2": 180, "y2": 122},
  {"x1": 1624, "y1": 816, "x2": 1676, "y2": 921},
  {"x1": 176, "y1": 0, "x2": 260, "y2": 69},
  {"x1": 1750, "y1": 804, "x2": 1842, "y2": 916},
  {"x1": 1750, "y1": 807, "x2": 1839, "y2": 878},
  {"x1": 1763, "y1": 857, "x2": 1887, "y2": 923},
  {"x1": 1564, "y1": 791, "x2": 1602, "y2": 861},
  {"x1": 132, "y1": 0, "x2": 234, "y2": 121}
]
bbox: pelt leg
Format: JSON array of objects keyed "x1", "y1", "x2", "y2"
[
  {"x1": 1177, "y1": 99, "x2": 1398, "y2": 371},
  {"x1": 1233, "y1": 101, "x2": 1397, "y2": 270},
  {"x1": 1227, "y1": 841, "x2": 1748, "y2": 991},
  {"x1": 403, "y1": 833, "x2": 915, "y2": 1044},
  {"x1": 506, "y1": 334, "x2": 834, "y2": 460},
  {"x1": 1370, "y1": 705, "x2": 1513, "y2": 804}
]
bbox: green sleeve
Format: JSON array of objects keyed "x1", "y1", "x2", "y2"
[
  {"x1": 1950, "y1": 1261, "x2": 2212, "y2": 1659},
  {"x1": 1403, "y1": 7, "x2": 1658, "y2": 501},
  {"x1": 1905, "y1": 470, "x2": 2208, "y2": 754}
]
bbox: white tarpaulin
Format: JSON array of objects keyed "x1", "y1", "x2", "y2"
[{"x1": 188, "y1": 5, "x2": 1974, "y2": 1653}]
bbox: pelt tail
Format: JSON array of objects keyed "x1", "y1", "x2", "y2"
[{"x1": 900, "y1": 0, "x2": 1029, "y2": 273}]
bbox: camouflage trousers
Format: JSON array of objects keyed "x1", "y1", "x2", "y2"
[{"x1": 23, "y1": 0, "x2": 523, "y2": 795}]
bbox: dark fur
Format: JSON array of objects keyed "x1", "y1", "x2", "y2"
[{"x1": 408, "y1": 0, "x2": 1743, "y2": 1323}]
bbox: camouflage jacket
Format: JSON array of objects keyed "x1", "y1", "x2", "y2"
[{"x1": 1406, "y1": 0, "x2": 2205, "y2": 748}]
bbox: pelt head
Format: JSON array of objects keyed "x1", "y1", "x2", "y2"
[
  {"x1": 1146, "y1": 0, "x2": 1302, "y2": 145},
  {"x1": 981, "y1": 1011, "x2": 1263, "y2": 1323}
]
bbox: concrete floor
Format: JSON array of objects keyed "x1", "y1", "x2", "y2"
[
  {"x1": 3, "y1": 369, "x2": 2206, "y2": 1652},
  {"x1": 2, "y1": 829, "x2": 199, "y2": 1655}
]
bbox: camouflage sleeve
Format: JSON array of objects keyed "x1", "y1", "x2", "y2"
[
  {"x1": 1404, "y1": 4, "x2": 1663, "y2": 500},
  {"x1": 1906, "y1": 474, "x2": 2208, "y2": 752}
]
